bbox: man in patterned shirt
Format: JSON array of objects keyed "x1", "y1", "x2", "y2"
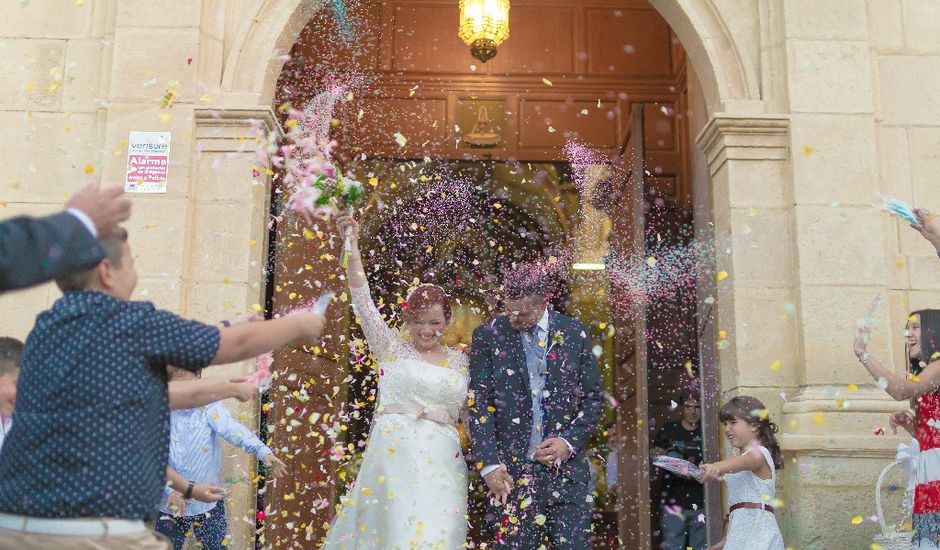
[{"x1": 0, "y1": 228, "x2": 326, "y2": 549}]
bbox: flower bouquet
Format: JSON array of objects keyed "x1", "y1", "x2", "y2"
[{"x1": 251, "y1": 99, "x2": 365, "y2": 266}]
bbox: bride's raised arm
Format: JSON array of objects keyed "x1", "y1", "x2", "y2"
[{"x1": 336, "y1": 213, "x2": 396, "y2": 359}]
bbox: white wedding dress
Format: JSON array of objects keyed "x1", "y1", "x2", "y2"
[
  {"x1": 321, "y1": 283, "x2": 469, "y2": 549},
  {"x1": 722, "y1": 445, "x2": 784, "y2": 550}
]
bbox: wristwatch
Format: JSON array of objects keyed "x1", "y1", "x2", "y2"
[{"x1": 184, "y1": 481, "x2": 194, "y2": 499}]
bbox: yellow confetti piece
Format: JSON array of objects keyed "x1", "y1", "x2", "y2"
[
  {"x1": 284, "y1": 119, "x2": 298, "y2": 129},
  {"x1": 717, "y1": 271, "x2": 728, "y2": 281},
  {"x1": 542, "y1": 78, "x2": 553, "y2": 86},
  {"x1": 814, "y1": 413, "x2": 824, "y2": 425},
  {"x1": 851, "y1": 515, "x2": 863, "y2": 525},
  {"x1": 83, "y1": 164, "x2": 94, "y2": 174},
  {"x1": 646, "y1": 256, "x2": 657, "y2": 267},
  {"x1": 251, "y1": 303, "x2": 263, "y2": 312},
  {"x1": 159, "y1": 113, "x2": 171, "y2": 123},
  {"x1": 771, "y1": 360, "x2": 781, "y2": 371},
  {"x1": 847, "y1": 383, "x2": 858, "y2": 391},
  {"x1": 803, "y1": 144, "x2": 814, "y2": 155},
  {"x1": 718, "y1": 330, "x2": 727, "y2": 339},
  {"x1": 534, "y1": 514, "x2": 546, "y2": 526},
  {"x1": 368, "y1": 177, "x2": 378, "y2": 186}
]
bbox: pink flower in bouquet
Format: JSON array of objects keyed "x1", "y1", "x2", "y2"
[{"x1": 246, "y1": 352, "x2": 273, "y2": 388}]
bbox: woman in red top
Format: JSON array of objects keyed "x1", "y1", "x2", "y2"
[{"x1": 856, "y1": 309, "x2": 940, "y2": 549}]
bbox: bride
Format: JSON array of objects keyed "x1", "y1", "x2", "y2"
[{"x1": 321, "y1": 213, "x2": 469, "y2": 549}]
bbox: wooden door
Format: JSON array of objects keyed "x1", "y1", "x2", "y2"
[{"x1": 608, "y1": 104, "x2": 650, "y2": 548}]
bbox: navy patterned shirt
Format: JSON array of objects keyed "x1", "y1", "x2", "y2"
[{"x1": 0, "y1": 291, "x2": 220, "y2": 519}]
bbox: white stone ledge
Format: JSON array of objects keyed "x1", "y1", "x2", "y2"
[
  {"x1": 779, "y1": 434, "x2": 902, "y2": 455},
  {"x1": 696, "y1": 114, "x2": 790, "y2": 176}
]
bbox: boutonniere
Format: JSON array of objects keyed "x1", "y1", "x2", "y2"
[{"x1": 548, "y1": 330, "x2": 565, "y2": 353}]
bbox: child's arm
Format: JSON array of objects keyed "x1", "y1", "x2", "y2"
[
  {"x1": 204, "y1": 402, "x2": 289, "y2": 478},
  {"x1": 205, "y1": 402, "x2": 272, "y2": 459},
  {"x1": 166, "y1": 466, "x2": 226, "y2": 503},
  {"x1": 699, "y1": 448, "x2": 768, "y2": 483},
  {"x1": 211, "y1": 313, "x2": 325, "y2": 365},
  {"x1": 169, "y1": 377, "x2": 256, "y2": 409}
]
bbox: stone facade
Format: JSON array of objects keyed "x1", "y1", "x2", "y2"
[{"x1": 1, "y1": 0, "x2": 939, "y2": 548}]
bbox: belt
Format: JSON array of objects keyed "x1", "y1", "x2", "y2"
[
  {"x1": 729, "y1": 502, "x2": 775, "y2": 514},
  {"x1": 377, "y1": 403, "x2": 456, "y2": 427},
  {"x1": 0, "y1": 513, "x2": 146, "y2": 536}
]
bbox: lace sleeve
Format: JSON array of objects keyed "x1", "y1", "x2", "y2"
[
  {"x1": 349, "y1": 283, "x2": 396, "y2": 360},
  {"x1": 449, "y1": 347, "x2": 470, "y2": 373}
]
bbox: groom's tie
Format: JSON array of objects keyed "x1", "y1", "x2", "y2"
[
  {"x1": 526, "y1": 324, "x2": 548, "y2": 375},
  {"x1": 523, "y1": 323, "x2": 549, "y2": 460}
]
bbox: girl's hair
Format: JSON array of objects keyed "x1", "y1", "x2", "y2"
[
  {"x1": 719, "y1": 395, "x2": 783, "y2": 470},
  {"x1": 402, "y1": 284, "x2": 452, "y2": 323},
  {"x1": 908, "y1": 309, "x2": 940, "y2": 375}
]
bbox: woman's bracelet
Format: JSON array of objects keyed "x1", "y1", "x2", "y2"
[
  {"x1": 183, "y1": 481, "x2": 194, "y2": 499},
  {"x1": 857, "y1": 351, "x2": 871, "y2": 365}
]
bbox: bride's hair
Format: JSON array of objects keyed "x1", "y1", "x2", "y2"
[{"x1": 403, "y1": 284, "x2": 452, "y2": 323}]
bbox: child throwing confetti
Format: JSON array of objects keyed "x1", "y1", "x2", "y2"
[
  {"x1": 157, "y1": 367, "x2": 287, "y2": 550},
  {"x1": 698, "y1": 396, "x2": 784, "y2": 550}
]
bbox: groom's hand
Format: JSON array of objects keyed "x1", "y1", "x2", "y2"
[
  {"x1": 483, "y1": 465, "x2": 513, "y2": 504},
  {"x1": 533, "y1": 438, "x2": 571, "y2": 466}
]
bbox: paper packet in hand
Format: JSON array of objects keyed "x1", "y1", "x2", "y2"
[
  {"x1": 311, "y1": 291, "x2": 334, "y2": 316},
  {"x1": 652, "y1": 455, "x2": 704, "y2": 482},
  {"x1": 878, "y1": 195, "x2": 920, "y2": 226}
]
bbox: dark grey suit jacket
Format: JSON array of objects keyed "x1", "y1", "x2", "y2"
[
  {"x1": 0, "y1": 212, "x2": 105, "y2": 292},
  {"x1": 468, "y1": 311, "x2": 604, "y2": 491}
]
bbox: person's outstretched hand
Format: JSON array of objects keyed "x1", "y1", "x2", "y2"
[
  {"x1": 912, "y1": 207, "x2": 940, "y2": 253},
  {"x1": 291, "y1": 311, "x2": 326, "y2": 344},
  {"x1": 335, "y1": 212, "x2": 360, "y2": 243},
  {"x1": 228, "y1": 377, "x2": 257, "y2": 402},
  {"x1": 889, "y1": 410, "x2": 915, "y2": 436},
  {"x1": 854, "y1": 325, "x2": 870, "y2": 358},
  {"x1": 263, "y1": 453, "x2": 288, "y2": 478},
  {"x1": 191, "y1": 483, "x2": 226, "y2": 503},
  {"x1": 65, "y1": 184, "x2": 131, "y2": 238}
]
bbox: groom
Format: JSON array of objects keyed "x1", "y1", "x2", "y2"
[{"x1": 468, "y1": 265, "x2": 604, "y2": 548}]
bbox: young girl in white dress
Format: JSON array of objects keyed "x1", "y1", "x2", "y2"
[
  {"x1": 699, "y1": 396, "x2": 785, "y2": 550},
  {"x1": 321, "y1": 213, "x2": 469, "y2": 549}
]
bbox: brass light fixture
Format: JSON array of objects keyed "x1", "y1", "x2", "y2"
[{"x1": 458, "y1": 0, "x2": 510, "y2": 63}]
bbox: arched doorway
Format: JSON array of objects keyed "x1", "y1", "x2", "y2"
[{"x1": 204, "y1": 0, "x2": 778, "y2": 548}]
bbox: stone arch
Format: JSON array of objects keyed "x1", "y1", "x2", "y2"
[
  {"x1": 649, "y1": 0, "x2": 761, "y2": 111},
  {"x1": 220, "y1": 0, "x2": 326, "y2": 105},
  {"x1": 221, "y1": 0, "x2": 761, "y2": 111}
]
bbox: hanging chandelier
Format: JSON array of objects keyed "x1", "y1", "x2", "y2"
[{"x1": 458, "y1": 0, "x2": 510, "y2": 63}]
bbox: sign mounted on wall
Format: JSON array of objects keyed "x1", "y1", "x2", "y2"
[{"x1": 125, "y1": 131, "x2": 171, "y2": 193}]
